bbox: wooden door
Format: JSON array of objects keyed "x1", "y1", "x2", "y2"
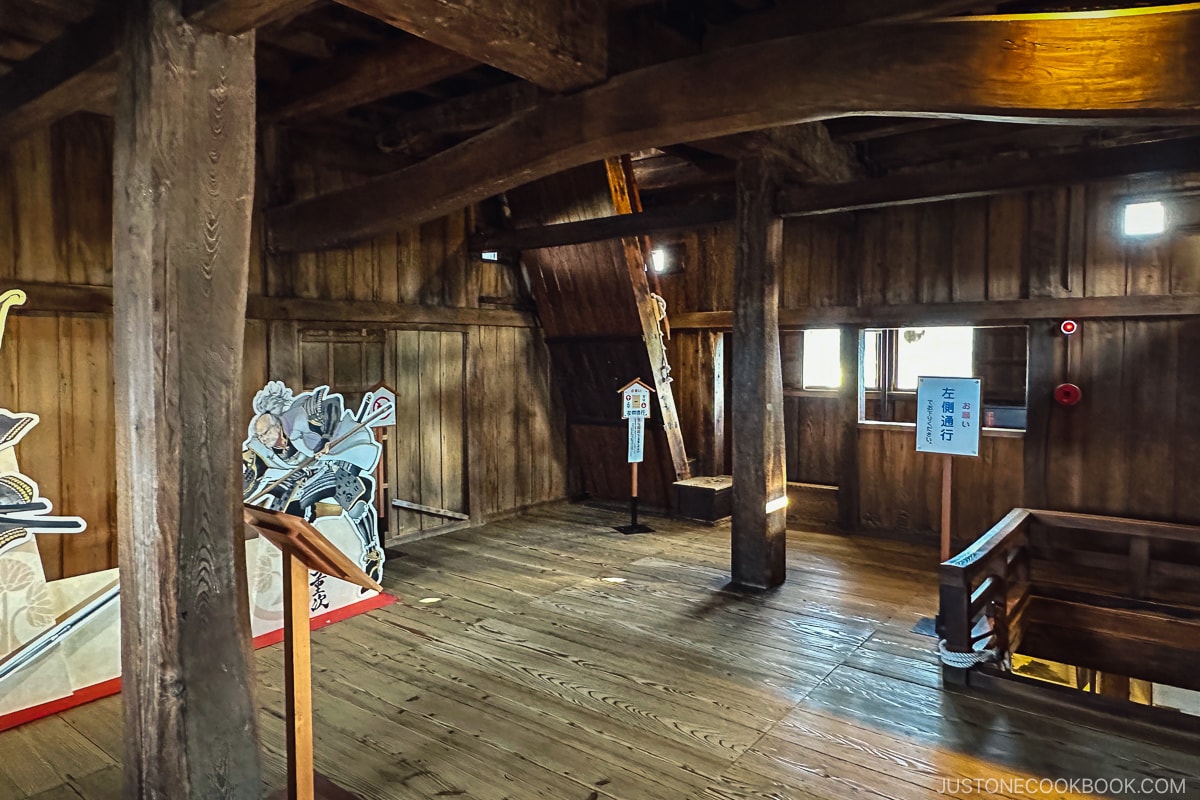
[
  {"x1": 299, "y1": 329, "x2": 385, "y2": 411},
  {"x1": 389, "y1": 330, "x2": 467, "y2": 539}
]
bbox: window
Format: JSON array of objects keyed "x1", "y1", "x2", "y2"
[
  {"x1": 893, "y1": 326, "x2": 974, "y2": 390},
  {"x1": 1123, "y1": 200, "x2": 1166, "y2": 237},
  {"x1": 863, "y1": 330, "x2": 881, "y2": 391},
  {"x1": 802, "y1": 329, "x2": 841, "y2": 389},
  {"x1": 860, "y1": 325, "x2": 1027, "y2": 429}
]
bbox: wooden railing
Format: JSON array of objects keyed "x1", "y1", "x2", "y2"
[
  {"x1": 939, "y1": 508, "x2": 1200, "y2": 685},
  {"x1": 938, "y1": 508, "x2": 1032, "y2": 682}
]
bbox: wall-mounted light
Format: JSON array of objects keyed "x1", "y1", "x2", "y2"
[
  {"x1": 1122, "y1": 200, "x2": 1166, "y2": 237},
  {"x1": 481, "y1": 250, "x2": 501, "y2": 262}
]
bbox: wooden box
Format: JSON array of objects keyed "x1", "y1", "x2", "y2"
[{"x1": 674, "y1": 476, "x2": 733, "y2": 524}]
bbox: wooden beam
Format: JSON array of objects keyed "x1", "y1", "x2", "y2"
[
  {"x1": 245, "y1": 296, "x2": 537, "y2": 327},
  {"x1": 184, "y1": 0, "x2": 320, "y2": 34},
  {"x1": 261, "y1": 37, "x2": 476, "y2": 123},
  {"x1": 707, "y1": 0, "x2": 988, "y2": 50},
  {"x1": 779, "y1": 136, "x2": 1200, "y2": 218},
  {"x1": 469, "y1": 199, "x2": 734, "y2": 252},
  {"x1": 730, "y1": 157, "x2": 787, "y2": 591},
  {"x1": 112, "y1": 1, "x2": 260, "y2": 797},
  {"x1": 689, "y1": 123, "x2": 862, "y2": 183},
  {"x1": 382, "y1": 80, "x2": 545, "y2": 142},
  {"x1": 0, "y1": 0, "x2": 317, "y2": 147},
  {"x1": 7, "y1": 282, "x2": 114, "y2": 314},
  {"x1": 4, "y1": 282, "x2": 536, "y2": 327},
  {"x1": 0, "y1": 11, "x2": 120, "y2": 147},
  {"x1": 475, "y1": 134, "x2": 1200, "y2": 252},
  {"x1": 672, "y1": 294, "x2": 1200, "y2": 330},
  {"x1": 605, "y1": 157, "x2": 691, "y2": 483},
  {"x1": 391, "y1": 498, "x2": 470, "y2": 521},
  {"x1": 836, "y1": 325, "x2": 861, "y2": 532},
  {"x1": 268, "y1": 6, "x2": 1200, "y2": 252},
  {"x1": 333, "y1": 0, "x2": 607, "y2": 92}
]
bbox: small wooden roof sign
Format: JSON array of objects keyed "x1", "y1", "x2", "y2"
[{"x1": 619, "y1": 378, "x2": 654, "y2": 420}]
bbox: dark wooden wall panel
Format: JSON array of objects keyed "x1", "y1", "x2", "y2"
[
  {"x1": 0, "y1": 117, "x2": 567, "y2": 578},
  {"x1": 666, "y1": 172, "x2": 1200, "y2": 536},
  {"x1": 859, "y1": 427, "x2": 1024, "y2": 548}
]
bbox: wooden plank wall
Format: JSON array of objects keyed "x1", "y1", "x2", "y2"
[
  {"x1": 659, "y1": 175, "x2": 1200, "y2": 540},
  {"x1": 0, "y1": 116, "x2": 566, "y2": 578},
  {"x1": 0, "y1": 114, "x2": 120, "y2": 580},
  {"x1": 507, "y1": 165, "x2": 680, "y2": 507},
  {"x1": 263, "y1": 131, "x2": 567, "y2": 530}
]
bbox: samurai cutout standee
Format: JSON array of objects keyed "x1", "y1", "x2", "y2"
[{"x1": 242, "y1": 381, "x2": 391, "y2": 629}]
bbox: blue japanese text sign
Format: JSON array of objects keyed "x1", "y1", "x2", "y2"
[{"x1": 915, "y1": 376, "x2": 982, "y2": 457}]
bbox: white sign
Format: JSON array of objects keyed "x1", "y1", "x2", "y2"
[
  {"x1": 623, "y1": 385, "x2": 651, "y2": 419},
  {"x1": 627, "y1": 416, "x2": 644, "y2": 463},
  {"x1": 915, "y1": 376, "x2": 982, "y2": 457},
  {"x1": 363, "y1": 385, "x2": 396, "y2": 427}
]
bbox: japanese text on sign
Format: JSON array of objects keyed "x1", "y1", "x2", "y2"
[
  {"x1": 627, "y1": 416, "x2": 644, "y2": 463},
  {"x1": 915, "y1": 376, "x2": 981, "y2": 457},
  {"x1": 623, "y1": 386, "x2": 651, "y2": 419}
]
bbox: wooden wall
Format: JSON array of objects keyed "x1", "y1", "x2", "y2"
[
  {"x1": 0, "y1": 115, "x2": 118, "y2": 580},
  {"x1": 658, "y1": 174, "x2": 1200, "y2": 541},
  {"x1": 262, "y1": 128, "x2": 568, "y2": 532},
  {"x1": 0, "y1": 115, "x2": 566, "y2": 579}
]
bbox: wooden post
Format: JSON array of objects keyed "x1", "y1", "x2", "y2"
[
  {"x1": 941, "y1": 454, "x2": 953, "y2": 561},
  {"x1": 731, "y1": 157, "x2": 787, "y2": 591},
  {"x1": 836, "y1": 324, "x2": 861, "y2": 532},
  {"x1": 283, "y1": 552, "x2": 315, "y2": 800},
  {"x1": 244, "y1": 506, "x2": 377, "y2": 800},
  {"x1": 112, "y1": 1, "x2": 260, "y2": 796}
]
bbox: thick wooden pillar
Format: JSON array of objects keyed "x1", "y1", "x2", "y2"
[
  {"x1": 112, "y1": 2, "x2": 261, "y2": 797},
  {"x1": 837, "y1": 324, "x2": 861, "y2": 531},
  {"x1": 731, "y1": 158, "x2": 786, "y2": 590}
]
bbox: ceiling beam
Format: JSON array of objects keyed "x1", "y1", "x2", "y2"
[
  {"x1": 184, "y1": 0, "x2": 320, "y2": 35},
  {"x1": 383, "y1": 81, "x2": 545, "y2": 140},
  {"x1": 689, "y1": 123, "x2": 863, "y2": 183},
  {"x1": 706, "y1": 0, "x2": 989, "y2": 50},
  {"x1": 268, "y1": 6, "x2": 1200, "y2": 252},
  {"x1": 260, "y1": 37, "x2": 476, "y2": 123},
  {"x1": 0, "y1": 10, "x2": 120, "y2": 146},
  {"x1": 670, "y1": 294, "x2": 1200, "y2": 330},
  {"x1": 333, "y1": 0, "x2": 608, "y2": 92},
  {"x1": 778, "y1": 135, "x2": 1200, "y2": 218},
  {"x1": 470, "y1": 199, "x2": 734, "y2": 251},
  {"x1": 0, "y1": 0, "x2": 317, "y2": 146},
  {"x1": 469, "y1": 135, "x2": 1200, "y2": 251}
]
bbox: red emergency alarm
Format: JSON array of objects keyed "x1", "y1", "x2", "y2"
[
  {"x1": 1054, "y1": 383, "x2": 1083, "y2": 406},
  {"x1": 1060, "y1": 320, "x2": 1078, "y2": 335}
]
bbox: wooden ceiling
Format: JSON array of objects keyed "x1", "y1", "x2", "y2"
[{"x1": 3, "y1": 0, "x2": 1200, "y2": 247}]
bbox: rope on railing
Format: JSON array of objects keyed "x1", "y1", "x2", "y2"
[{"x1": 937, "y1": 639, "x2": 1002, "y2": 668}]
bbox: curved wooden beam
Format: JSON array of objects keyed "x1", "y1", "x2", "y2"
[{"x1": 269, "y1": 5, "x2": 1200, "y2": 252}]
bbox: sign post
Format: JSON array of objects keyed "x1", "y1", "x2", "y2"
[
  {"x1": 616, "y1": 379, "x2": 655, "y2": 534},
  {"x1": 915, "y1": 376, "x2": 982, "y2": 561},
  {"x1": 243, "y1": 504, "x2": 381, "y2": 800}
]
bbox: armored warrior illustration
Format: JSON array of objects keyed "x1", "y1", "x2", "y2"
[{"x1": 243, "y1": 381, "x2": 387, "y2": 585}]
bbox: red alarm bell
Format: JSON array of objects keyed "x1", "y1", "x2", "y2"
[
  {"x1": 1054, "y1": 383, "x2": 1082, "y2": 406},
  {"x1": 1060, "y1": 320, "x2": 1078, "y2": 335}
]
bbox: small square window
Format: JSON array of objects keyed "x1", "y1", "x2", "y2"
[
  {"x1": 802, "y1": 329, "x2": 841, "y2": 389},
  {"x1": 1123, "y1": 201, "x2": 1166, "y2": 237}
]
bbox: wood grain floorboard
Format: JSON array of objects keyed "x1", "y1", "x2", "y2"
[{"x1": 2, "y1": 503, "x2": 1197, "y2": 799}]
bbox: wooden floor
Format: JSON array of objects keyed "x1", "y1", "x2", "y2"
[{"x1": 3, "y1": 504, "x2": 1199, "y2": 799}]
